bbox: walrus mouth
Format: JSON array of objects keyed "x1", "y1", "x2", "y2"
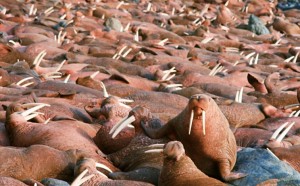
[{"x1": 188, "y1": 109, "x2": 206, "y2": 136}]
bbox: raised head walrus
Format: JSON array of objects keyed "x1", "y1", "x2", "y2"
[
  {"x1": 159, "y1": 141, "x2": 226, "y2": 186},
  {"x1": 142, "y1": 94, "x2": 246, "y2": 181}
]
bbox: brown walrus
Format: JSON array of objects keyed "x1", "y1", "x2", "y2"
[
  {"x1": 159, "y1": 141, "x2": 226, "y2": 186},
  {"x1": 142, "y1": 94, "x2": 246, "y2": 181}
]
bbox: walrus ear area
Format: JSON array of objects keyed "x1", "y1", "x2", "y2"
[{"x1": 164, "y1": 141, "x2": 185, "y2": 161}]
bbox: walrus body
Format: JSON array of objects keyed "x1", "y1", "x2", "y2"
[
  {"x1": 159, "y1": 141, "x2": 226, "y2": 186},
  {"x1": 142, "y1": 94, "x2": 245, "y2": 181}
]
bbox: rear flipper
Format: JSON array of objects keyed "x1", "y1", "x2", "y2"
[{"x1": 219, "y1": 160, "x2": 247, "y2": 182}]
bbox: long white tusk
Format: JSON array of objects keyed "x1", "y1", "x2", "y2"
[
  {"x1": 20, "y1": 82, "x2": 34, "y2": 87},
  {"x1": 96, "y1": 170, "x2": 108, "y2": 178},
  {"x1": 270, "y1": 122, "x2": 289, "y2": 140},
  {"x1": 95, "y1": 162, "x2": 113, "y2": 173},
  {"x1": 254, "y1": 53, "x2": 259, "y2": 64},
  {"x1": 116, "y1": 1, "x2": 124, "y2": 9},
  {"x1": 21, "y1": 104, "x2": 50, "y2": 117},
  {"x1": 33, "y1": 50, "x2": 47, "y2": 66},
  {"x1": 292, "y1": 52, "x2": 299, "y2": 63},
  {"x1": 118, "y1": 46, "x2": 128, "y2": 55},
  {"x1": 188, "y1": 110, "x2": 194, "y2": 135},
  {"x1": 29, "y1": 4, "x2": 34, "y2": 16},
  {"x1": 24, "y1": 112, "x2": 40, "y2": 121},
  {"x1": 124, "y1": 23, "x2": 130, "y2": 32},
  {"x1": 109, "y1": 116, "x2": 129, "y2": 135},
  {"x1": 266, "y1": 148, "x2": 279, "y2": 160},
  {"x1": 238, "y1": 87, "x2": 243, "y2": 103},
  {"x1": 165, "y1": 74, "x2": 176, "y2": 81},
  {"x1": 55, "y1": 60, "x2": 66, "y2": 72},
  {"x1": 293, "y1": 110, "x2": 300, "y2": 117},
  {"x1": 284, "y1": 56, "x2": 294, "y2": 63},
  {"x1": 118, "y1": 98, "x2": 134, "y2": 103},
  {"x1": 44, "y1": 118, "x2": 51, "y2": 124},
  {"x1": 122, "y1": 48, "x2": 132, "y2": 58},
  {"x1": 245, "y1": 52, "x2": 255, "y2": 60},
  {"x1": 145, "y1": 149, "x2": 164, "y2": 153},
  {"x1": 100, "y1": 82, "x2": 109, "y2": 98},
  {"x1": 64, "y1": 74, "x2": 71, "y2": 83},
  {"x1": 201, "y1": 36, "x2": 214, "y2": 44},
  {"x1": 209, "y1": 63, "x2": 221, "y2": 76},
  {"x1": 249, "y1": 57, "x2": 254, "y2": 65},
  {"x1": 71, "y1": 169, "x2": 91, "y2": 186},
  {"x1": 134, "y1": 28, "x2": 139, "y2": 42},
  {"x1": 90, "y1": 71, "x2": 99, "y2": 79},
  {"x1": 289, "y1": 111, "x2": 297, "y2": 117},
  {"x1": 22, "y1": 103, "x2": 48, "y2": 108},
  {"x1": 44, "y1": 7, "x2": 54, "y2": 14},
  {"x1": 158, "y1": 38, "x2": 169, "y2": 46},
  {"x1": 276, "y1": 122, "x2": 295, "y2": 142},
  {"x1": 161, "y1": 71, "x2": 172, "y2": 81},
  {"x1": 235, "y1": 90, "x2": 240, "y2": 102},
  {"x1": 112, "y1": 115, "x2": 136, "y2": 138},
  {"x1": 16, "y1": 77, "x2": 34, "y2": 86},
  {"x1": 202, "y1": 111, "x2": 206, "y2": 135},
  {"x1": 165, "y1": 84, "x2": 182, "y2": 88},
  {"x1": 148, "y1": 144, "x2": 165, "y2": 148}
]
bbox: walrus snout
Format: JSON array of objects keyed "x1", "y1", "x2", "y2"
[{"x1": 163, "y1": 141, "x2": 185, "y2": 161}]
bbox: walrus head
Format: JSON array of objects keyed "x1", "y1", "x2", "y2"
[
  {"x1": 187, "y1": 94, "x2": 211, "y2": 135},
  {"x1": 163, "y1": 141, "x2": 185, "y2": 161}
]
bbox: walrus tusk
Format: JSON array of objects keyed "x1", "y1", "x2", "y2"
[
  {"x1": 22, "y1": 103, "x2": 48, "y2": 108},
  {"x1": 95, "y1": 162, "x2": 113, "y2": 173},
  {"x1": 276, "y1": 122, "x2": 295, "y2": 142},
  {"x1": 55, "y1": 60, "x2": 66, "y2": 72},
  {"x1": 96, "y1": 171, "x2": 108, "y2": 178},
  {"x1": 284, "y1": 56, "x2": 294, "y2": 63},
  {"x1": 188, "y1": 110, "x2": 194, "y2": 135},
  {"x1": 158, "y1": 38, "x2": 169, "y2": 46},
  {"x1": 122, "y1": 48, "x2": 132, "y2": 58},
  {"x1": 270, "y1": 122, "x2": 289, "y2": 140},
  {"x1": 266, "y1": 148, "x2": 279, "y2": 160},
  {"x1": 202, "y1": 111, "x2": 206, "y2": 135},
  {"x1": 20, "y1": 104, "x2": 50, "y2": 117},
  {"x1": 124, "y1": 23, "x2": 130, "y2": 32},
  {"x1": 64, "y1": 74, "x2": 71, "y2": 83},
  {"x1": 100, "y1": 82, "x2": 109, "y2": 98},
  {"x1": 238, "y1": 87, "x2": 243, "y2": 103},
  {"x1": 289, "y1": 110, "x2": 300, "y2": 117},
  {"x1": 16, "y1": 77, "x2": 34, "y2": 86},
  {"x1": 244, "y1": 52, "x2": 255, "y2": 60},
  {"x1": 33, "y1": 50, "x2": 47, "y2": 66},
  {"x1": 284, "y1": 103, "x2": 300, "y2": 110},
  {"x1": 90, "y1": 71, "x2": 99, "y2": 79},
  {"x1": 134, "y1": 28, "x2": 140, "y2": 42},
  {"x1": 24, "y1": 112, "x2": 40, "y2": 121},
  {"x1": 109, "y1": 115, "x2": 129, "y2": 135},
  {"x1": 111, "y1": 115, "x2": 136, "y2": 139},
  {"x1": 71, "y1": 169, "x2": 94, "y2": 186},
  {"x1": 292, "y1": 52, "x2": 299, "y2": 63},
  {"x1": 148, "y1": 144, "x2": 165, "y2": 148},
  {"x1": 44, "y1": 118, "x2": 51, "y2": 124},
  {"x1": 145, "y1": 149, "x2": 164, "y2": 153},
  {"x1": 254, "y1": 53, "x2": 259, "y2": 65},
  {"x1": 209, "y1": 63, "x2": 221, "y2": 76},
  {"x1": 165, "y1": 74, "x2": 176, "y2": 81}
]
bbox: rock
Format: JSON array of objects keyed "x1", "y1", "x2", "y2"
[{"x1": 248, "y1": 14, "x2": 270, "y2": 35}]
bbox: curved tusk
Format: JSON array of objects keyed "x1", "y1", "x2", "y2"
[
  {"x1": 188, "y1": 110, "x2": 194, "y2": 135},
  {"x1": 270, "y1": 122, "x2": 289, "y2": 140},
  {"x1": 112, "y1": 115, "x2": 136, "y2": 139},
  {"x1": 95, "y1": 162, "x2": 113, "y2": 173},
  {"x1": 276, "y1": 122, "x2": 295, "y2": 142}
]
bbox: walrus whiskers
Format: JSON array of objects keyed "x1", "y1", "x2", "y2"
[
  {"x1": 95, "y1": 162, "x2": 113, "y2": 173},
  {"x1": 276, "y1": 122, "x2": 295, "y2": 142},
  {"x1": 71, "y1": 169, "x2": 94, "y2": 186}
]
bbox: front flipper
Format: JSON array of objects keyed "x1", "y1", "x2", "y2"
[{"x1": 219, "y1": 160, "x2": 247, "y2": 182}]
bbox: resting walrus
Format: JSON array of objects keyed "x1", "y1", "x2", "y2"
[{"x1": 142, "y1": 94, "x2": 246, "y2": 181}]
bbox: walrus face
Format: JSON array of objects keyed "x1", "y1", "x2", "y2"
[
  {"x1": 187, "y1": 94, "x2": 210, "y2": 135},
  {"x1": 163, "y1": 141, "x2": 185, "y2": 161}
]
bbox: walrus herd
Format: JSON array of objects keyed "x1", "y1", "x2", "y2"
[{"x1": 0, "y1": 0, "x2": 300, "y2": 185}]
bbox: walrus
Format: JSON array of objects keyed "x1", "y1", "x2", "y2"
[
  {"x1": 159, "y1": 141, "x2": 226, "y2": 186},
  {"x1": 142, "y1": 94, "x2": 246, "y2": 181}
]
